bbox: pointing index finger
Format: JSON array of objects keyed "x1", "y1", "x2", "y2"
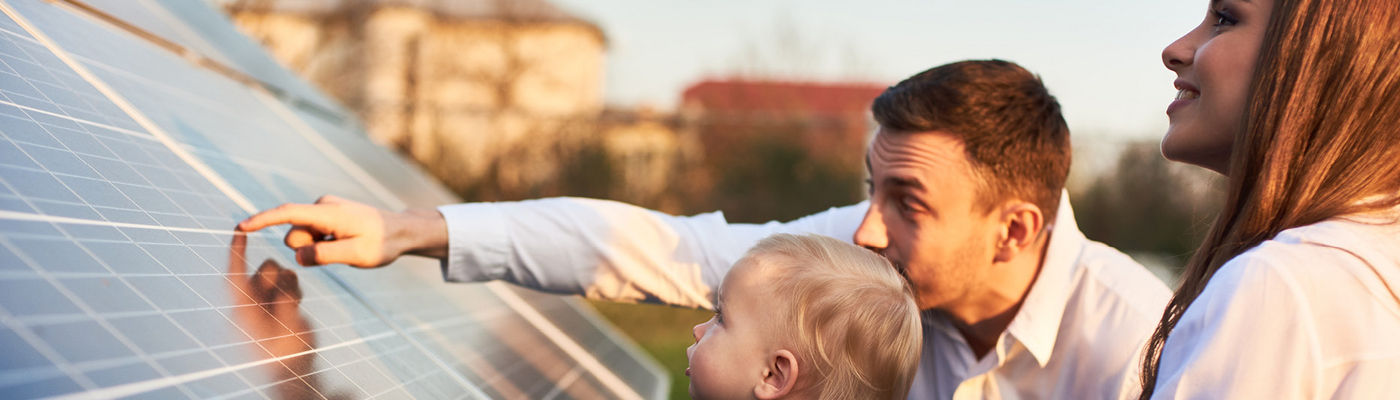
[{"x1": 238, "y1": 203, "x2": 339, "y2": 233}]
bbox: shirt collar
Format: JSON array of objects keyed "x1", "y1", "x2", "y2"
[{"x1": 1003, "y1": 190, "x2": 1086, "y2": 367}]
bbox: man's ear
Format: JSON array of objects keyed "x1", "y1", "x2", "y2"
[
  {"x1": 755, "y1": 349, "x2": 798, "y2": 399},
  {"x1": 994, "y1": 202, "x2": 1045, "y2": 263}
]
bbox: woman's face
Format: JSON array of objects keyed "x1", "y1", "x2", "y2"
[{"x1": 1161, "y1": 0, "x2": 1274, "y2": 174}]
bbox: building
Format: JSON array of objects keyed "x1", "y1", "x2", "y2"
[
  {"x1": 676, "y1": 80, "x2": 886, "y2": 222},
  {"x1": 597, "y1": 108, "x2": 703, "y2": 211},
  {"x1": 680, "y1": 80, "x2": 884, "y2": 172},
  {"x1": 225, "y1": 0, "x2": 607, "y2": 192}
]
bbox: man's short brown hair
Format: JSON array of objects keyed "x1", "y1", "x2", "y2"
[{"x1": 871, "y1": 60, "x2": 1071, "y2": 223}]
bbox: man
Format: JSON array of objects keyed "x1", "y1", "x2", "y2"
[{"x1": 241, "y1": 60, "x2": 1171, "y2": 399}]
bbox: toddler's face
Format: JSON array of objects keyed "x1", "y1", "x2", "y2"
[{"x1": 687, "y1": 258, "x2": 778, "y2": 399}]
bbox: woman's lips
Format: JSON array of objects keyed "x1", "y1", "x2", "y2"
[
  {"x1": 1167, "y1": 94, "x2": 1197, "y2": 115},
  {"x1": 1167, "y1": 90, "x2": 1198, "y2": 115},
  {"x1": 1168, "y1": 80, "x2": 1200, "y2": 115}
]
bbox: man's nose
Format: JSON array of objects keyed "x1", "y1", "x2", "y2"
[{"x1": 853, "y1": 204, "x2": 888, "y2": 252}]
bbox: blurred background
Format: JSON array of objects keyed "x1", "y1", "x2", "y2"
[{"x1": 216, "y1": 0, "x2": 1223, "y2": 397}]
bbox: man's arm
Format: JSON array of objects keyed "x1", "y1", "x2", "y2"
[{"x1": 240, "y1": 195, "x2": 869, "y2": 310}]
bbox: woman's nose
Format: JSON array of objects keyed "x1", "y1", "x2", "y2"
[{"x1": 1162, "y1": 29, "x2": 1199, "y2": 71}]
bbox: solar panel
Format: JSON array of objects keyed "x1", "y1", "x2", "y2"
[
  {"x1": 0, "y1": 0, "x2": 668, "y2": 398},
  {"x1": 74, "y1": 0, "x2": 352, "y2": 118}
]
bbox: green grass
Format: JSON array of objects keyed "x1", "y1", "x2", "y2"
[{"x1": 586, "y1": 301, "x2": 714, "y2": 400}]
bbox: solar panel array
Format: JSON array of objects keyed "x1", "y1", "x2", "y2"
[{"x1": 0, "y1": 0, "x2": 667, "y2": 398}]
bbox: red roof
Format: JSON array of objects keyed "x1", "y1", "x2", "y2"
[{"x1": 681, "y1": 80, "x2": 887, "y2": 117}]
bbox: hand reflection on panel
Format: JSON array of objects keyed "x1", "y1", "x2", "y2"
[{"x1": 228, "y1": 231, "x2": 329, "y2": 399}]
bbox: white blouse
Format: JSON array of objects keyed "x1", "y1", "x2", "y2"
[{"x1": 1151, "y1": 212, "x2": 1400, "y2": 399}]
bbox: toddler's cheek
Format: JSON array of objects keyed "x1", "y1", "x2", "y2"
[{"x1": 686, "y1": 357, "x2": 719, "y2": 398}]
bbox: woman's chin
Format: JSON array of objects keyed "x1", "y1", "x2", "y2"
[{"x1": 1160, "y1": 134, "x2": 1233, "y2": 175}]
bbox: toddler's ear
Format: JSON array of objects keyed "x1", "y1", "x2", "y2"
[{"x1": 755, "y1": 349, "x2": 798, "y2": 399}]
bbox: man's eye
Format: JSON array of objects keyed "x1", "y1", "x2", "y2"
[{"x1": 899, "y1": 198, "x2": 919, "y2": 214}]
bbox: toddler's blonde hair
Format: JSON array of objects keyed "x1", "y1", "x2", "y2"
[{"x1": 742, "y1": 233, "x2": 922, "y2": 400}]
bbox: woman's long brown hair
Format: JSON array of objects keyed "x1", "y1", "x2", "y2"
[{"x1": 1138, "y1": 0, "x2": 1400, "y2": 397}]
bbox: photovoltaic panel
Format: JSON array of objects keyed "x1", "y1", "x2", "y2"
[
  {"x1": 152, "y1": 0, "x2": 350, "y2": 112},
  {"x1": 1, "y1": 1, "x2": 664, "y2": 396},
  {"x1": 0, "y1": 0, "x2": 668, "y2": 398},
  {"x1": 285, "y1": 105, "x2": 458, "y2": 208},
  {"x1": 10, "y1": 0, "x2": 389, "y2": 210},
  {"x1": 0, "y1": 11, "x2": 485, "y2": 398},
  {"x1": 74, "y1": 0, "x2": 352, "y2": 118}
]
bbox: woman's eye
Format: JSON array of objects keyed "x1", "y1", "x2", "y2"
[{"x1": 1212, "y1": 10, "x2": 1238, "y2": 28}]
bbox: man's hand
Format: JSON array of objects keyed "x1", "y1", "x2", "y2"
[{"x1": 237, "y1": 195, "x2": 448, "y2": 268}]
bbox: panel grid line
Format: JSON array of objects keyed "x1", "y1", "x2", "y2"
[
  {"x1": 0, "y1": 97, "x2": 151, "y2": 140},
  {"x1": 0, "y1": 4, "x2": 479, "y2": 398},
  {"x1": 0, "y1": 120, "x2": 333, "y2": 398},
  {"x1": 48, "y1": 329, "x2": 401, "y2": 400},
  {"x1": 0, "y1": 145, "x2": 221, "y2": 397},
  {"x1": 0, "y1": 0, "x2": 256, "y2": 213},
  {"x1": 8, "y1": 215, "x2": 420, "y2": 397},
  {"x1": 0, "y1": 235, "x2": 204, "y2": 399},
  {"x1": 0, "y1": 216, "x2": 283, "y2": 396},
  {"x1": 41, "y1": 44, "x2": 391, "y2": 209}
]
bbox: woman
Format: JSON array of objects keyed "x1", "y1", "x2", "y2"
[{"x1": 1142, "y1": 0, "x2": 1400, "y2": 397}]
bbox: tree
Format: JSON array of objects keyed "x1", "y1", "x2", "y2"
[{"x1": 1072, "y1": 143, "x2": 1223, "y2": 271}]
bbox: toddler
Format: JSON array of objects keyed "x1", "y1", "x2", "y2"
[{"x1": 686, "y1": 233, "x2": 922, "y2": 400}]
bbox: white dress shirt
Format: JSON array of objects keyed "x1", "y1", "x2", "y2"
[
  {"x1": 1151, "y1": 210, "x2": 1400, "y2": 399},
  {"x1": 438, "y1": 193, "x2": 1171, "y2": 399}
]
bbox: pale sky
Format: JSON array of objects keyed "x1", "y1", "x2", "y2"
[{"x1": 548, "y1": 0, "x2": 1207, "y2": 141}]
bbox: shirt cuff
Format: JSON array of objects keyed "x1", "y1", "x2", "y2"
[{"x1": 436, "y1": 202, "x2": 510, "y2": 283}]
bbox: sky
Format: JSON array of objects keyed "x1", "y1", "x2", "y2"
[{"x1": 547, "y1": 0, "x2": 1208, "y2": 141}]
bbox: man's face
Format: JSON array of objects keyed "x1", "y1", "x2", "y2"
[{"x1": 855, "y1": 128, "x2": 1001, "y2": 310}]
